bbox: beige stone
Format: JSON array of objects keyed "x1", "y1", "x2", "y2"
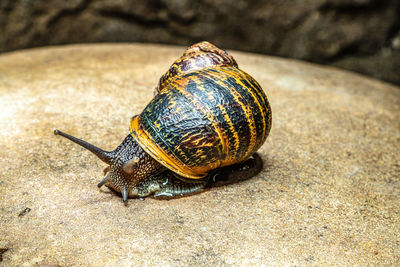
[{"x1": 0, "y1": 44, "x2": 399, "y2": 266}]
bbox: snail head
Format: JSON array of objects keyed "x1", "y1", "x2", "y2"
[{"x1": 54, "y1": 130, "x2": 162, "y2": 204}]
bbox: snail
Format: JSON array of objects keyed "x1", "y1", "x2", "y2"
[{"x1": 54, "y1": 41, "x2": 272, "y2": 204}]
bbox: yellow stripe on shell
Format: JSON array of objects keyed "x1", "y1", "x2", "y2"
[{"x1": 215, "y1": 103, "x2": 240, "y2": 162}]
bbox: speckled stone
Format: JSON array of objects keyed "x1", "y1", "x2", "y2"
[{"x1": 0, "y1": 44, "x2": 399, "y2": 266}]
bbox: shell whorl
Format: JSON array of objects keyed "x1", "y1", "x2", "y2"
[{"x1": 156, "y1": 41, "x2": 238, "y2": 93}]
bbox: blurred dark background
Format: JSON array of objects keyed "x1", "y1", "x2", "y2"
[{"x1": 1, "y1": 0, "x2": 399, "y2": 85}]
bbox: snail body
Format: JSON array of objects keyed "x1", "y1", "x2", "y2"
[{"x1": 55, "y1": 42, "x2": 272, "y2": 204}]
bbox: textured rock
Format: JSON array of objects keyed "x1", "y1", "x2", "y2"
[
  {"x1": 0, "y1": 44, "x2": 399, "y2": 265},
  {"x1": 0, "y1": 0, "x2": 399, "y2": 85}
]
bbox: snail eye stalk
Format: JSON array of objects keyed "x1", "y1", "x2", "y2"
[{"x1": 54, "y1": 129, "x2": 114, "y2": 164}]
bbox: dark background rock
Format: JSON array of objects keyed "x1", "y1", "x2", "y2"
[{"x1": 1, "y1": 0, "x2": 399, "y2": 85}]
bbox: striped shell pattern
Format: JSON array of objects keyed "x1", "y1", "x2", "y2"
[{"x1": 130, "y1": 42, "x2": 272, "y2": 179}]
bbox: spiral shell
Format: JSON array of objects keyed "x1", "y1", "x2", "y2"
[{"x1": 130, "y1": 42, "x2": 271, "y2": 178}]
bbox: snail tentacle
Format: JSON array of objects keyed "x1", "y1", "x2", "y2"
[
  {"x1": 97, "y1": 176, "x2": 108, "y2": 188},
  {"x1": 122, "y1": 187, "x2": 128, "y2": 204},
  {"x1": 54, "y1": 129, "x2": 114, "y2": 164}
]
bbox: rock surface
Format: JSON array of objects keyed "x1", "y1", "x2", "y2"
[
  {"x1": 0, "y1": 44, "x2": 399, "y2": 265},
  {"x1": 1, "y1": 0, "x2": 399, "y2": 85}
]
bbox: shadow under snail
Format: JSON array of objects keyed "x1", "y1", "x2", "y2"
[{"x1": 54, "y1": 41, "x2": 272, "y2": 204}]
